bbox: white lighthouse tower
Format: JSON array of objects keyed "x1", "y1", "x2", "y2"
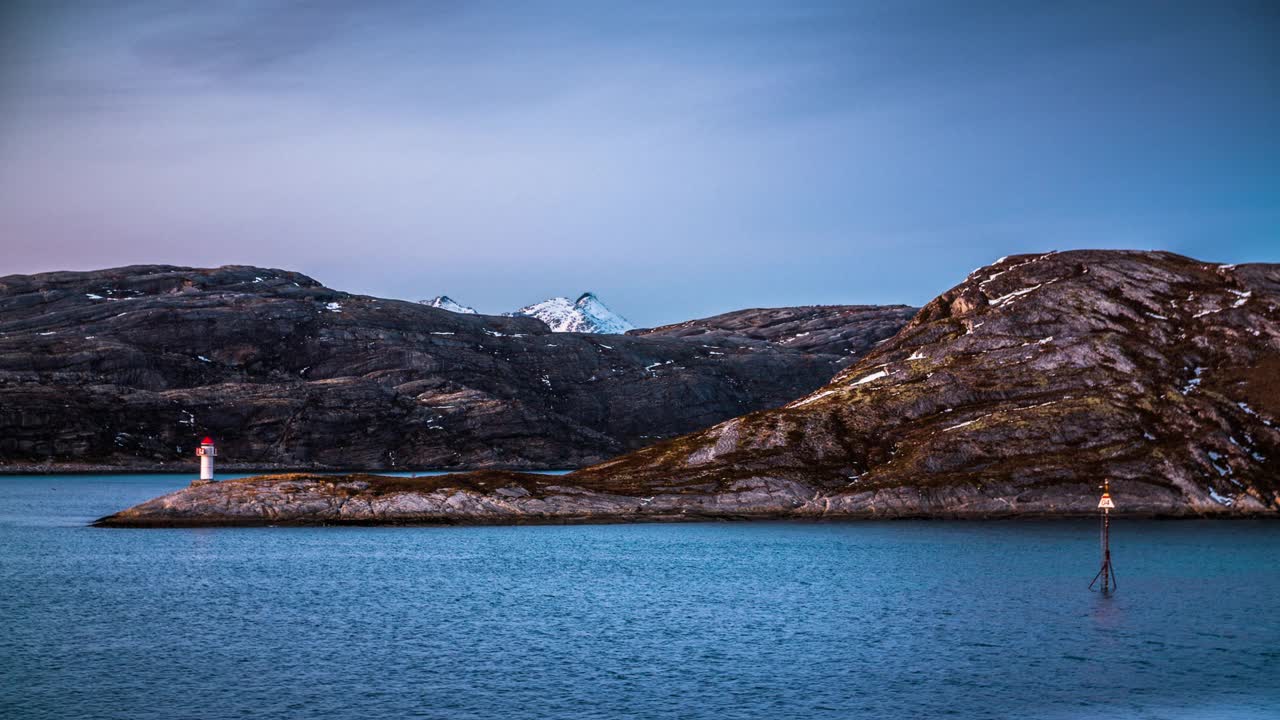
[{"x1": 196, "y1": 436, "x2": 217, "y2": 481}]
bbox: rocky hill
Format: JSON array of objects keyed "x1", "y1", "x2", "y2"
[
  {"x1": 578, "y1": 250, "x2": 1280, "y2": 515},
  {"x1": 630, "y1": 305, "x2": 917, "y2": 366},
  {"x1": 0, "y1": 265, "x2": 871, "y2": 472},
  {"x1": 98, "y1": 251, "x2": 1280, "y2": 526}
]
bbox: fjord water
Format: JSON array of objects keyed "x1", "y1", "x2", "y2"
[{"x1": 1, "y1": 475, "x2": 1277, "y2": 720}]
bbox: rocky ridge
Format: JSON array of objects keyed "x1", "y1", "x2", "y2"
[
  {"x1": 630, "y1": 305, "x2": 918, "y2": 367},
  {"x1": 1, "y1": 265, "x2": 883, "y2": 472},
  {"x1": 98, "y1": 251, "x2": 1280, "y2": 526}
]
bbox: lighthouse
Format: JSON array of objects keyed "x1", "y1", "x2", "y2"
[{"x1": 196, "y1": 437, "x2": 217, "y2": 481}]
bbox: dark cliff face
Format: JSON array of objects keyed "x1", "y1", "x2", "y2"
[
  {"x1": 629, "y1": 305, "x2": 917, "y2": 366},
  {"x1": 574, "y1": 251, "x2": 1280, "y2": 515},
  {"x1": 0, "y1": 265, "x2": 864, "y2": 471}
]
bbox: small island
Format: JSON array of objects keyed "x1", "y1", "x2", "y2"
[{"x1": 95, "y1": 468, "x2": 1269, "y2": 528}]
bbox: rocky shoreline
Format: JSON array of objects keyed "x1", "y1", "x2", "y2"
[{"x1": 93, "y1": 469, "x2": 1275, "y2": 528}]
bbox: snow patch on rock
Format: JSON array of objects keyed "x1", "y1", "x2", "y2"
[
  {"x1": 990, "y1": 284, "x2": 1044, "y2": 307},
  {"x1": 790, "y1": 389, "x2": 837, "y2": 408},
  {"x1": 1181, "y1": 367, "x2": 1204, "y2": 394},
  {"x1": 850, "y1": 370, "x2": 890, "y2": 387}
]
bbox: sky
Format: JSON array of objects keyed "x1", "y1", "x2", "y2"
[{"x1": 1, "y1": 0, "x2": 1277, "y2": 327}]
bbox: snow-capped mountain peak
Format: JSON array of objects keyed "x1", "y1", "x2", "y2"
[
  {"x1": 421, "y1": 296, "x2": 477, "y2": 314},
  {"x1": 421, "y1": 291, "x2": 632, "y2": 333},
  {"x1": 510, "y1": 292, "x2": 634, "y2": 334}
]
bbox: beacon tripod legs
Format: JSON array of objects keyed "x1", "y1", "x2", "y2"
[
  {"x1": 1089, "y1": 551, "x2": 1117, "y2": 592},
  {"x1": 1089, "y1": 508, "x2": 1118, "y2": 592}
]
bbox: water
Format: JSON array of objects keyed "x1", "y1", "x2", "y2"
[{"x1": 2, "y1": 475, "x2": 1277, "y2": 720}]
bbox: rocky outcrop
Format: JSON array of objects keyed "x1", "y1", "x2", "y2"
[
  {"x1": 581, "y1": 250, "x2": 1280, "y2": 516},
  {"x1": 0, "y1": 265, "x2": 866, "y2": 472},
  {"x1": 630, "y1": 305, "x2": 917, "y2": 366},
  {"x1": 96, "y1": 467, "x2": 1172, "y2": 527},
  {"x1": 91, "y1": 471, "x2": 911, "y2": 526},
  {"x1": 97, "y1": 251, "x2": 1280, "y2": 526}
]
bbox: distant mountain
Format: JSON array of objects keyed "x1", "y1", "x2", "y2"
[
  {"x1": 510, "y1": 292, "x2": 634, "y2": 334},
  {"x1": 0, "y1": 266, "x2": 846, "y2": 472},
  {"x1": 421, "y1": 295, "x2": 477, "y2": 314}
]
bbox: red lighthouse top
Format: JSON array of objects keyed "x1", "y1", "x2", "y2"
[{"x1": 201, "y1": 437, "x2": 215, "y2": 445}]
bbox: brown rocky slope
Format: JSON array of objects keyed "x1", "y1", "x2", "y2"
[{"x1": 98, "y1": 251, "x2": 1280, "y2": 526}]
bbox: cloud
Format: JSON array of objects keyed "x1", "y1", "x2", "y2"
[
  {"x1": 0, "y1": 1, "x2": 1277, "y2": 326},
  {"x1": 130, "y1": 1, "x2": 377, "y2": 82}
]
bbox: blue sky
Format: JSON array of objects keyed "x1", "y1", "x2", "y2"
[{"x1": 1, "y1": 1, "x2": 1276, "y2": 326}]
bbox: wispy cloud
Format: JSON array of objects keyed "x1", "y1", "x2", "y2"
[
  {"x1": 1, "y1": 1, "x2": 1277, "y2": 325},
  {"x1": 132, "y1": 2, "x2": 356, "y2": 81}
]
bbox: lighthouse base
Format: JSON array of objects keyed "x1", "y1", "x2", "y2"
[{"x1": 190, "y1": 479, "x2": 215, "y2": 488}]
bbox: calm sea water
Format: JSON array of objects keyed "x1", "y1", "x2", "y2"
[{"x1": 1, "y1": 474, "x2": 1277, "y2": 720}]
